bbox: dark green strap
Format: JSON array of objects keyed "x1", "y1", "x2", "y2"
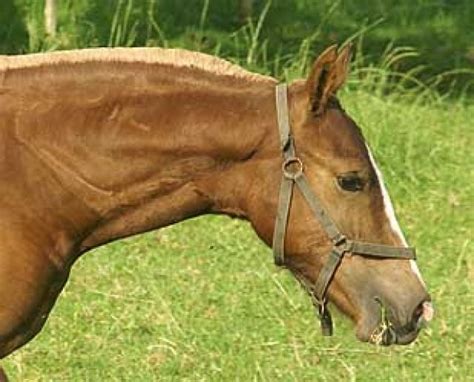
[
  {"x1": 313, "y1": 249, "x2": 345, "y2": 301},
  {"x1": 294, "y1": 174, "x2": 345, "y2": 244},
  {"x1": 275, "y1": 84, "x2": 293, "y2": 152},
  {"x1": 349, "y1": 241, "x2": 415, "y2": 259},
  {"x1": 272, "y1": 176, "x2": 294, "y2": 265},
  {"x1": 311, "y1": 242, "x2": 415, "y2": 301},
  {"x1": 292, "y1": 270, "x2": 333, "y2": 336},
  {"x1": 273, "y1": 84, "x2": 296, "y2": 265}
]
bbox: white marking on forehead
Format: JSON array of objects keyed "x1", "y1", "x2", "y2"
[{"x1": 365, "y1": 144, "x2": 426, "y2": 286}]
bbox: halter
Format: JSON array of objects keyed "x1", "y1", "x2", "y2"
[{"x1": 272, "y1": 83, "x2": 416, "y2": 336}]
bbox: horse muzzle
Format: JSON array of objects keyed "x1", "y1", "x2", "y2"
[
  {"x1": 370, "y1": 299, "x2": 434, "y2": 346},
  {"x1": 356, "y1": 297, "x2": 434, "y2": 346}
]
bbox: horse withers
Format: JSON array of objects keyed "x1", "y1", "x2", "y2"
[{"x1": 0, "y1": 45, "x2": 433, "y2": 375}]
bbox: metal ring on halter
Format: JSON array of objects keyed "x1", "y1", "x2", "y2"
[{"x1": 282, "y1": 157, "x2": 304, "y2": 180}]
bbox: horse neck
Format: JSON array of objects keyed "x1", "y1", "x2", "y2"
[{"x1": 22, "y1": 64, "x2": 281, "y2": 252}]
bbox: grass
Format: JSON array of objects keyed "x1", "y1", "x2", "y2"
[{"x1": 1, "y1": 0, "x2": 473, "y2": 380}]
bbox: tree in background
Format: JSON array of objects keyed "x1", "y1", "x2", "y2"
[{"x1": 44, "y1": 0, "x2": 57, "y2": 37}]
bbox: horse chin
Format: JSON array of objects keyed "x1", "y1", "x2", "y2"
[
  {"x1": 355, "y1": 315, "x2": 382, "y2": 344},
  {"x1": 355, "y1": 311, "x2": 421, "y2": 346},
  {"x1": 355, "y1": 319, "x2": 399, "y2": 346}
]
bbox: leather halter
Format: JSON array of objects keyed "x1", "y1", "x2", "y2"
[{"x1": 272, "y1": 83, "x2": 416, "y2": 336}]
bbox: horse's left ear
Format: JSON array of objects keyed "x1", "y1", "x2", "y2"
[{"x1": 306, "y1": 44, "x2": 352, "y2": 115}]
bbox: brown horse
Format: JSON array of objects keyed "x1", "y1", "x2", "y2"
[{"x1": 0, "y1": 45, "x2": 432, "y2": 376}]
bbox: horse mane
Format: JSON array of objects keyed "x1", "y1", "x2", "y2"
[{"x1": 0, "y1": 47, "x2": 275, "y2": 84}]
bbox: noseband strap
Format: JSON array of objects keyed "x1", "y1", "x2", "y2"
[{"x1": 272, "y1": 83, "x2": 416, "y2": 336}]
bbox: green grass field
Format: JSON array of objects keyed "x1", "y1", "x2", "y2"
[{"x1": 1, "y1": 1, "x2": 473, "y2": 380}]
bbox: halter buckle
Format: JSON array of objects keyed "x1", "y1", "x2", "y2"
[
  {"x1": 332, "y1": 235, "x2": 354, "y2": 258},
  {"x1": 282, "y1": 157, "x2": 304, "y2": 180},
  {"x1": 333, "y1": 233, "x2": 347, "y2": 247}
]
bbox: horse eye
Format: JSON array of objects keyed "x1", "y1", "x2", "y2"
[{"x1": 337, "y1": 173, "x2": 365, "y2": 192}]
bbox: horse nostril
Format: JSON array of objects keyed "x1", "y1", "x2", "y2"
[
  {"x1": 413, "y1": 302, "x2": 424, "y2": 322},
  {"x1": 413, "y1": 300, "x2": 434, "y2": 327}
]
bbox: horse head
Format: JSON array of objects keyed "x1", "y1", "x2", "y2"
[{"x1": 247, "y1": 45, "x2": 433, "y2": 345}]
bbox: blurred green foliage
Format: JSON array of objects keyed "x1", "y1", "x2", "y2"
[{"x1": 1, "y1": 0, "x2": 473, "y2": 93}]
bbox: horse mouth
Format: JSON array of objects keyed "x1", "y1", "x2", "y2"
[
  {"x1": 367, "y1": 316, "x2": 419, "y2": 346},
  {"x1": 358, "y1": 298, "x2": 433, "y2": 346}
]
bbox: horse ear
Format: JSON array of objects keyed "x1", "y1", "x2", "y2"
[{"x1": 306, "y1": 44, "x2": 352, "y2": 115}]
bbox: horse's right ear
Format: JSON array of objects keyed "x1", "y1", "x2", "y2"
[{"x1": 306, "y1": 44, "x2": 351, "y2": 116}]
